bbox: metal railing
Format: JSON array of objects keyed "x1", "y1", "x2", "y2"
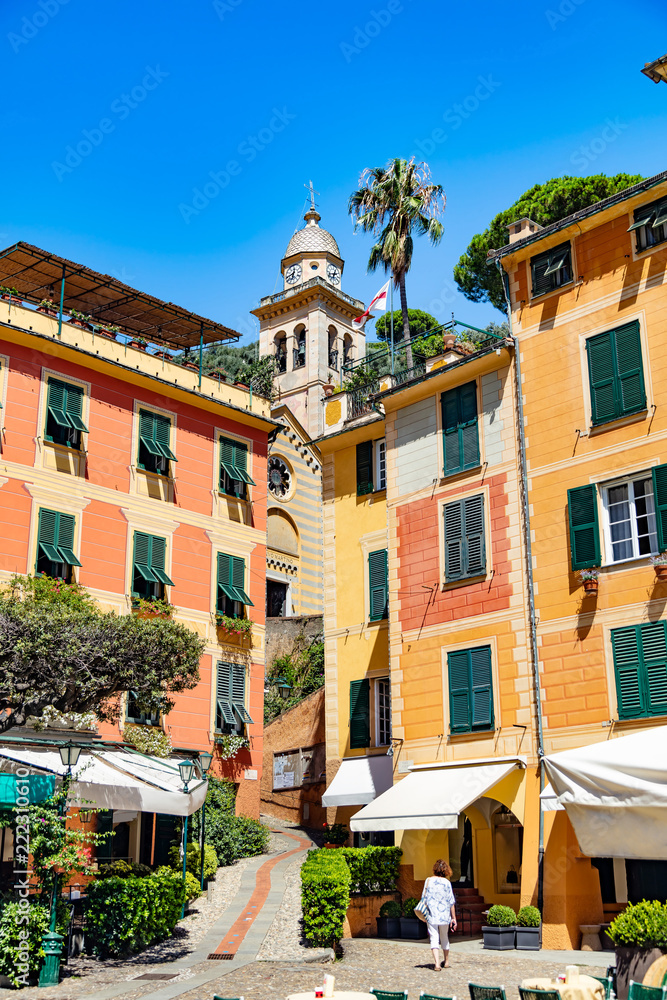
[{"x1": 258, "y1": 275, "x2": 364, "y2": 310}]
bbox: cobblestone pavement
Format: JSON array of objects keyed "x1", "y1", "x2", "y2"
[{"x1": 176, "y1": 939, "x2": 609, "y2": 1000}]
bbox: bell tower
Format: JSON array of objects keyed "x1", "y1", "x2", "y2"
[{"x1": 253, "y1": 187, "x2": 366, "y2": 440}]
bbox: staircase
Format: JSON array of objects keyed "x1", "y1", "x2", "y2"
[{"x1": 453, "y1": 885, "x2": 487, "y2": 937}]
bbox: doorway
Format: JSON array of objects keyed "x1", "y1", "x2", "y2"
[{"x1": 267, "y1": 580, "x2": 288, "y2": 617}]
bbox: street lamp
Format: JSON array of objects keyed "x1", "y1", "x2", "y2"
[
  {"x1": 197, "y1": 752, "x2": 213, "y2": 891},
  {"x1": 276, "y1": 677, "x2": 292, "y2": 700},
  {"x1": 177, "y1": 760, "x2": 197, "y2": 918},
  {"x1": 642, "y1": 54, "x2": 667, "y2": 84},
  {"x1": 39, "y1": 743, "x2": 82, "y2": 987}
]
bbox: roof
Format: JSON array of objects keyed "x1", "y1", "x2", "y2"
[
  {"x1": 0, "y1": 242, "x2": 240, "y2": 349},
  {"x1": 488, "y1": 170, "x2": 667, "y2": 260},
  {"x1": 284, "y1": 209, "x2": 341, "y2": 259}
]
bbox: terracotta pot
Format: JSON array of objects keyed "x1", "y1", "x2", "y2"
[
  {"x1": 70, "y1": 318, "x2": 87, "y2": 328},
  {"x1": 96, "y1": 329, "x2": 116, "y2": 339},
  {"x1": 655, "y1": 566, "x2": 667, "y2": 582},
  {"x1": 130, "y1": 340, "x2": 148, "y2": 351},
  {"x1": 444, "y1": 335, "x2": 457, "y2": 349},
  {"x1": 323, "y1": 384, "x2": 335, "y2": 397},
  {"x1": 583, "y1": 579, "x2": 599, "y2": 593},
  {"x1": 1, "y1": 294, "x2": 21, "y2": 304},
  {"x1": 37, "y1": 306, "x2": 58, "y2": 316}
]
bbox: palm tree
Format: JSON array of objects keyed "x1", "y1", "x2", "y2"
[{"x1": 348, "y1": 157, "x2": 445, "y2": 369}]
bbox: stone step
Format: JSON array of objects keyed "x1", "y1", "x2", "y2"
[{"x1": 456, "y1": 901, "x2": 487, "y2": 913}]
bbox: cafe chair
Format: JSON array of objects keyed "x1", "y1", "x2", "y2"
[
  {"x1": 628, "y1": 984, "x2": 667, "y2": 1000},
  {"x1": 589, "y1": 975, "x2": 614, "y2": 1000},
  {"x1": 606, "y1": 968, "x2": 618, "y2": 998},
  {"x1": 420, "y1": 992, "x2": 457, "y2": 1000},
  {"x1": 518, "y1": 989, "x2": 561, "y2": 1000},
  {"x1": 469, "y1": 986, "x2": 508, "y2": 1000},
  {"x1": 370, "y1": 991, "x2": 408, "y2": 1000}
]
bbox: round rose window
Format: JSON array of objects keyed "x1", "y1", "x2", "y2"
[{"x1": 268, "y1": 457, "x2": 291, "y2": 499}]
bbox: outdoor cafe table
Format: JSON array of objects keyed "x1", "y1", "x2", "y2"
[
  {"x1": 287, "y1": 993, "x2": 374, "y2": 1000},
  {"x1": 520, "y1": 974, "x2": 605, "y2": 1000}
]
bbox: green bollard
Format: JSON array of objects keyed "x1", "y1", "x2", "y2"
[{"x1": 38, "y1": 931, "x2": 64, "y2": 987}]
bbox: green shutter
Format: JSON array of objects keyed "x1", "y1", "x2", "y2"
[
  {"x1": 463, "y1": 494, "x2": 486, "y2": 576},
  {"x1": 349, "y1": 678, "x2": 370, "y2": 748},
  {"x1": 232, "y1": 555, "x2": 253, "y2": 606},
  {"x1": 587, "y1": 332, "x2": 618, "y2": 424},
  {"x1": 217, "y1": 552, "x2": 252, "y2": 606},
  {"x1": 216, "y1": 661, "x2": 235, "y2": 726},
  {"x1": 55, "y1": 512, "x2": 81, "y2": 566},
  {"x1": 46, "y1": 380, "x2": 71, "y2": 430},
  {"x1": 640, "y1": 622, "x2": 667, "y2": 716},
  {"x1": 615, "y1": 322, "x2": 646, "y2": 417},
  {"x1": 37, "y1": 509, "x2": 61, "y2": 563},
  {"x1": 150, "y1": 535, "x2": 174, "y2": 586},
  {"x1": 567, "y1": 484, "x2": 600, "y2": 570},
  {"x1": 470, "y1": 646, "x2": 494, "y2": 729},
  {"x1": 368, "y1": 549, "x2": 388, "y2": 621},
  {"x1": 232, "y1": 441, "x2": 254, "y2": 484},
  {"x1": 441, "y1": 382, "x2": 479, "y2": 476},
  {"x1": 652, "y1": 464, "x2": 667, "y2": 552},
  {"x1": 531, "y1": 241, "x2": 571, "y2": 297},
  {"x1": 133, "y1": 532, "x2": 157, "y2": 582},
  {"x1": 356, "y1": 441, "x2": 374, "y2": 495},
  {"x1": 448, "y1": 650, "x2": 472, "y2": 733},
  {"x1": 444, "y1": 500, "x2": 464, "y2": 581},
  {"x1": 153, "y1": 413, "x2": 177, "y2": 461},
  {"x1": 219, "y1": 437, "x2": 254, "y2": 490},
  {"x1": 63, "y1": 383, "x2": 88, "y2": 432},
  {"x1": 96, "y1": 810, "x2": 114, "y2": 863},
  {"x1": 611, "y1": 626, "x2": 645, "y2": 719},
  {"x1": 231, "y1": 662, "x2": 253, "y2": 723},
  {"x1": 587, "y1": 323, "x2": 646, "y2": 426}
]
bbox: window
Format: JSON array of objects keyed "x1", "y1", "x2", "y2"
[
  {"x1": 216, "y1": 660, "x2": 253, "y2": 733},
  {"x1": 376, "y1": 677, "x2": 392, "y2": 746},
  {"x1": 35, "y1": 508, "x2": 82, "y2": 581},
  {"x1": 612, "y1": 622, "x2": 667, "y2": 720},
  {"x1": 219, "y1": 436, "x2": 254, "y2": 499},
  {"x1": 276, "y1": 338, "x2": 287, "y2": 373},
  {"x1": 601, "y1": 475, "x2": 658, "y2": 563},
  {"x1": 530, "y1": 240, "x2": 572, "y2": 297},
  {"x1": 441, "y1": 381, "x2": 479, "y2": 476},
  {"x1": 356, "y1": 439, "x2": 386, "y2": 495},
  {"x1": 349, "y1": 678, "x2": 370, "y2": 748},
  {"x1": 217, "y1": 552, "x2": 253, "y2": 618},
  {"x1": 293, "y1": 329, "x2": 306, "y2": 370},
  {"x1": 568, "y1": 466, "x2": 667, "y2": 570},
  {"x1": 138, "y1": 409, "x2": 177, "y2": 475},
  {"x1": 586, "y1": 322, "x2": 646, "y2": 426},
  {"x1": 132, "y1": 532, "x2": 174, "y2": 600},
  {"x1": 125, "y1": 691, "x2": 160, "y2": 726},
  {"x1": 266, "y1": 579, "x2": 288, "y2": 618},
  {"x1": 628, "y1": 197, "x2": 667, "y2": 253},
  {"x1": 45, "y1": 378, "x2": 88, "y2": 449},
  {"x1": 448, "y1": 645, "x2": 494, "y2": 734},
  {"x1": 368, "y1": 548, "x2": 388, "y2": 621},
  {"x1": 443, "y1": 494, "x2": 486, "y2": 582}
]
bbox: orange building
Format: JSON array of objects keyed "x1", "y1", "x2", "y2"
[{"x1": 0, "y1": 243, "x2": 277, "y2": 861}]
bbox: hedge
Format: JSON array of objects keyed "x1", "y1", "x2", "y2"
[
  {"x1": 341, "y1": 846, "x2": 402, "y2": 894},
  {"x1": 0, "y1": 901, "x2": 49, "y2": 987},
  {"x1": 301, "y1": 848, "x2": 351, "y2": 947},
  {"x1": 608, "y1": 900, "x2": 667, "y2": 947},
  {"x1": 85, "y1": 866, "x2": 185, "y2": 956}
]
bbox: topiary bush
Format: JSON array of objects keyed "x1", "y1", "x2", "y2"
[
  {"x1": 403, "y1": 897, "x2": 419, "y2": 919},
  {"x1": 0, "y1": 900, "x2": 49, "y2": 987},
  {"x1": 379, "y1": 899, "x2": 402, "y2": 918},
  {"x1": 184, "y1": 871, "x2": 201, "y2": 902},
  {"x1": 301, "y1": 848, "x2": 351, "y2": 947},
  {"x1": 517, "y1": 905, "x2": 541, "y2": 927},
  {"x1": 341, "y1": 846, "x2": 403, "y2": 894},
  {"x1": 168, "y1": 842, "x2": 218, "y2": 881},
  {"x1": 608, "y1": 900, "x2": 667, "y2": 948},
  {"x1": 487, "y1": 904, "x2": 517, "y2": 927},
  {"x1": 85, "y1": 867, "x2": 185, "y2": 957}
]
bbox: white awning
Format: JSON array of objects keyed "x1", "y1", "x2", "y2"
[
  {"x1": 322, "y1": 754, "x2": 393, "y2": 807},
  {"x1": 0, "y1": 747, "x2": 207, "y2": 817},
  {"x1": 543, "y1": 726, "x2": 667, "y2": 859},
  {"x1": 540, "y1": 782, "x2": 564, "y2": 811},
  {"x1": 350, "y1": 758, "x2": 523, "y2": 832}
]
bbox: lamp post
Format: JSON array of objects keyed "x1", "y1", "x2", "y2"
[
  {"x1": 39, "y1": 742, "x2": 81, "y2": 988},
  {"x1": 197, "y1": 752, "x2": 213, "y2": 891},
  {"x1": 177, "y1": 760, "x2": 196, "y2": 918}
]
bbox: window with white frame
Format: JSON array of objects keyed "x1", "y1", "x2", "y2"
[
  {"x1": 601, "y1": 474, "x2": 658, "y2": 563},
  {"x1": 375, "y1": 439, "x2": 386, "y2": 491},
  {"x1": 375, "y1": 677, "x2": 391, "y2": 746}
]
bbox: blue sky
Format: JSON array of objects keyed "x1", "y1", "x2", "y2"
[{"x1": 1, "y1": 0, "x2": 666, "y2": 345}]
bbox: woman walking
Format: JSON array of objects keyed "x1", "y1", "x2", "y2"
[{"x1": 416, "y1": 859, "x2": 457, "y2": 971}]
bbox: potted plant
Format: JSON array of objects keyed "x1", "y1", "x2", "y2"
[
  {"x1": 216, "y1": 614, "x2": 253, "y2": 641},
  {"x1": 516, "y1": 905, "x2": 541, "y2": 950},
  {"x1": 376, "y1": 899, "x2": 402, "y2": 939},
  {"x1": 322, "y1": 822, "x2": 348, "y2": 848},
  {"x1": 37, "y1": 298, "x2": 58, "y2": 317},
  {"x1": 608, "y1": 900, "x2": 667, "y2": 999},
  {"x1": 400, "y1": 897, "x2": 428, "y2": 939},
  {"x1": 129, "y1": 336, "x2": 148, "y2": 351},
  {"x1": 214, "y1": 733, "x2": 249, "y2": 760},
  {"x1": 652, "y1": 554, "x2": 667, "y2": 582},
  {"x1": 0, "y1": 286, "x2": 21, "y2": 304},
  {"x1": 323, "y1": 383, "x2": 335, "y2": 397},
  {"x1": 482, "y1": 904, "x2": 517, "y2": 950},
  {"x1": 69, "y1": 309, "x2": 92, "y2": 328},
  {"x1": 579, "y1": 568, "x2": 600, "y2": 593},
  {"x1": 153, "y1": 349, "x2": 174, "y2": 361},
  {"x1": 97, "y1": 325, "x2": 119, "y2": 340},
  {"x1": 131, "y1": 597, "x2": 174, "y2": 619}
]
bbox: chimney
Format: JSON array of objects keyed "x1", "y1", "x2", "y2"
[{"x1": 507, "y1": 218, "x2": 543, "y2": 244}]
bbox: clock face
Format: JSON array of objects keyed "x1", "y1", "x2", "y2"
[
  {"x1": 285, "y1": 263, "x2": 302, "y2": 285},
  {"x1": 327, "y1": 264, "x2": 341, "y2": 286}
]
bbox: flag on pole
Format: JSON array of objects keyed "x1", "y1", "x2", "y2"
[{"x1": 352, "y1": 280, "x2": 391, "y2": 329}]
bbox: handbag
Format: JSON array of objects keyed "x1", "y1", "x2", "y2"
[{"x1": 414, "y1": 890, "x2": 430, "y2": 922}]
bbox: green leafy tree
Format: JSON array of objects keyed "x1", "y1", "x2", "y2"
[
  {"x1": 454, "y1": 173, "x2": 644, "y2": 313},
  {"x1": 373, "y1": 308, "x2": 439, "y2": 344},
  {"x1": 349, "y1": 157, "x2": 445, "y2": 368},
  {"x1": 0, "y1": 575, "x2": 204, "y2": 732},
  {"x1": 179, "y1": 341, "x2": 277, "y2": 400},
  {"x1": 264, "y1": 636, "x2": 324, "y2": 724}
]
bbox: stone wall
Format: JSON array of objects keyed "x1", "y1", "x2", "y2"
[{"x1": 265, "y1": 614, "x2": 323, "y2": 668}]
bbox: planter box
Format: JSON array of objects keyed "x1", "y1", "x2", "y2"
[
  {"x1": 376, "y1": 916, "x2": 401, "y2": 939},
  {"x1": 400, "y1": 916, "x2": 427, "y2": 940},
  {"x1": 516, "y1": 925, "x2": 541, "y2": 951},
  {"x1": 615, "y1": 947, "x2": 667, "y2": 1000},
  {"x1": 482, "y1": 925, "x2": 516, "y2": 950}
]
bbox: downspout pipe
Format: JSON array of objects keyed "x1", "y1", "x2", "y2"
[{"x1": 496, "y1": 258, "x2": 546, "y2": 917}]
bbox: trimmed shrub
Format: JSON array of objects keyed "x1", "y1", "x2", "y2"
[
  {"x1": 184, "y1": 871, "x2": 201, "y2": 901},
  {"x1": 85, "y1": 866, "x2": 185, "y2": 957},
  {"x1": 341, "y1": 846, "x2": 403, "y2": 894},
  {"x1": 487, "y1": 904, "x2": 517, "y2": 927},
  {"x1": 0, "y1": 901, "x2": 49, "y2": 987},
  {"x1": 207, "y1": 815, "x2": 268, "y2": 867},
  {"x1": 301, "y1": 848, "x2": 351, "y2": 947},
  {"x1": 517, "y1": 905, "x2": 541, "y2": 927},
  {"x1": 403, "y1": 897, "x2": 419, "y2": 918},
  {"x1": 379, "y1": 899, "x2": 401, "y2": 918},
  {"x1": 96, "y1": 860, "x2": 151, "y2": 879},
  {"x1": 608, "y1": 900, "x2": 667, "y2": 947},
  {"x1": 168, "y1": 842, "x2": 219, "y2": 881}
]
